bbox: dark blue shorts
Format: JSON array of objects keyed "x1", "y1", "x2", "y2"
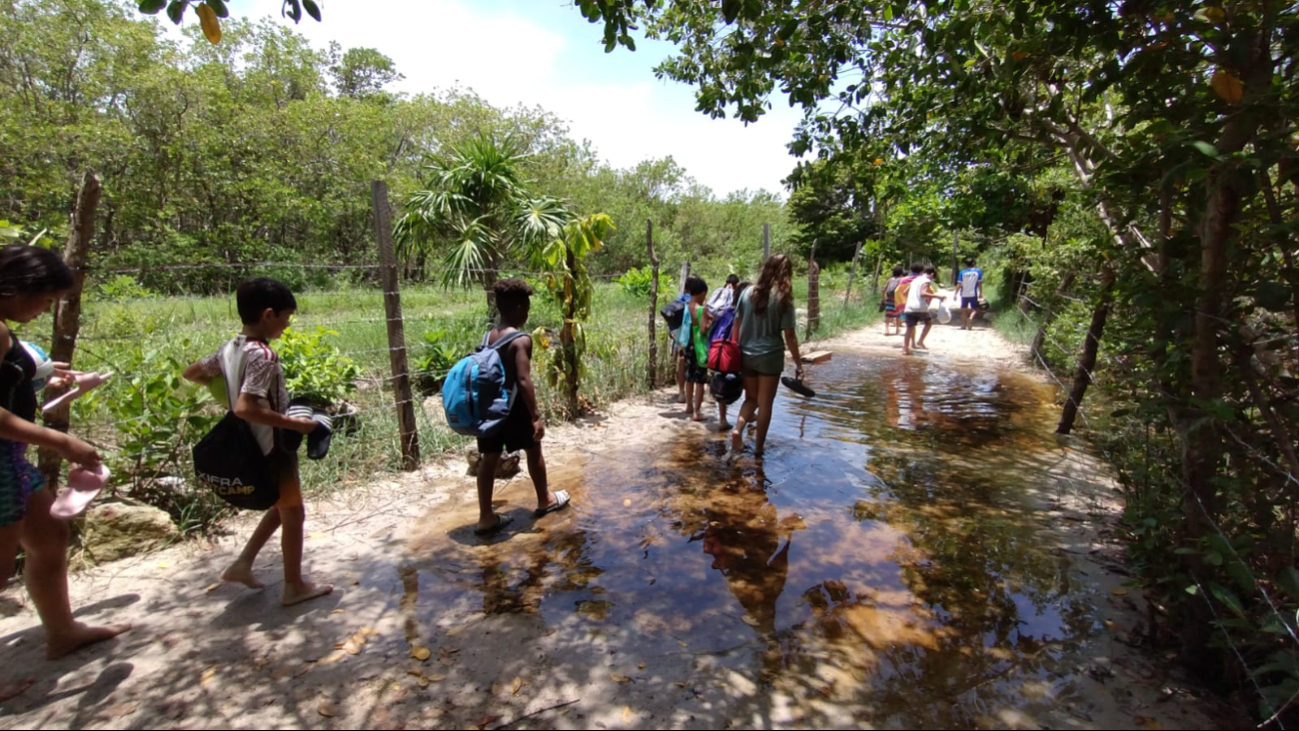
[{"x1": 961, "y1": 296, "x2": 980, "y2": 310}]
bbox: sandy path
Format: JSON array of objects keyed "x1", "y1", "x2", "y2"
[{"x1": 0, "y1": 321, "x2": 1234, "y2": 730}]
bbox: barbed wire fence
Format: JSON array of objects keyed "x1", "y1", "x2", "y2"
[
  {"x1": 35, "y1": 184, "x2": 811, "y2": 516},
  {"x1": 1021, "y1": 277, "x2": 1299, "y2": 729}
]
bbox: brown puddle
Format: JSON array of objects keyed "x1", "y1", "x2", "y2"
[{"x1": 399, "y1": 351, "x2": 1107, "y2": 727}]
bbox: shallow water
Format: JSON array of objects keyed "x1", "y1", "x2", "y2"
[{"x1": 404, "y1": 351, "x2": 1103, "y2": 727}]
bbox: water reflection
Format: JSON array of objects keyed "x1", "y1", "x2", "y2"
[{"x1": 403, "y1": 352, "x2": 1098, "y2": 725}]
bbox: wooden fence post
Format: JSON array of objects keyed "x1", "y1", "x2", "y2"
[
  {"x1": 843, "y1": 240, "x2": 863, "y2": 308},
  {"x1": 646, "y1": 219, "x2": 658, "y2": 390},
  {"x1": 372, "y1": 180, "x2": 420, "y2": 470},
  {"x1": 38, "y1": 171, "x2": 100, "y2": 490},
  {"x1": 762, "y1": 223, "x2": 771, "y2": 262},
  {"x1": 678, "y1": 260, "x2": 690, "y2": 294},
  {"x1": 806, "y1": 242, "x2": 820, "y2": 341}
]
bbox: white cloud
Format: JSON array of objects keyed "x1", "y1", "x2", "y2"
[{"x1": 231, "y1": 0, "x2": 807, "y2": 196}]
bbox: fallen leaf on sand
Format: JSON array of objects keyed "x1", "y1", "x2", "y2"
[
  {"x1": 361, "y1": 628, "x2": 378, "y2": 636},
  {"x1": 103, "y1": 702, "x2": 138, "y2": 718},
  {"x1": 1111, "y1": 587, "x2": 1130, "y2": 597},
  {"x1": 638, "y1": 662, "x2": 647, "y2": 670},
  {"x1": 317, "y1": 651, "x2": 347, "y2": 666},
  {"x1": 623, "y1": 706, "x2": 632, "y2": 720},
  {"x1": 157, "y1": 562, "x2": 171, "y2": 569},
  {"x1": 204, "y1": 583, "x2": 221, "y2": 593},
  {"x1": 611, "y1": 672, "x2": 633, "y2": 684},
  {"x1": 200, "y1": 667, "x2": 218, "y2": 685},
  {"x1": 511, "y1": 676, "x2": 524, "y2": 695},
  {"x1": 473, "y1": 714, "x2": 502, "y2": 730},
  {"x1": 331, "y1": 609, "x2": 345, "y2": 615},
  {"x1": 344, "y1": 640, "x2": 363, "y2": 656},
  {"x1": 318, "y1": 701, "x2": 337, "y2": 717},
  {"x1": 445, "y1": 625, "x2": 466, "y2": 637},
  {"x1": 418, "y1": 677, "x2": 430, "y2": 688},
  {"x1": 426, "y1": 674, "x2": 447, "y2": 683},
  {"x1": 410, "y1": 647, "x2": 431, "y2": 661}
]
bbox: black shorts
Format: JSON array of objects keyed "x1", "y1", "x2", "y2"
[
  {"x1": 906, "y1": 311, "x2": 932, "y2": 325},
  {"x1": 684, "y1": 347, "x2": 708, "y2": 384},
  {"x1": 476, "y1": 404, "x2": 537, "y2": 454}
]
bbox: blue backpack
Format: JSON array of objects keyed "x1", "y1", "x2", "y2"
[{"x1": 442, "y1": 330, "x2": 528, "y2": 437}]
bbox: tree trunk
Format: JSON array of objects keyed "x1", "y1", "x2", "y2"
[
  {"x1": 38, "y1": 171, "x2": 100, "y2": 491},
  {"x1": 562, "y1": 247, "x2": 580, "y2": 416},
  {"x1": 1057, "y1": 265, "x2": 1114, "y2": 435}
]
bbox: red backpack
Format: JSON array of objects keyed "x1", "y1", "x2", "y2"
[{"x1": 707, "y1": 308, "x2": 741, "y2": 373}]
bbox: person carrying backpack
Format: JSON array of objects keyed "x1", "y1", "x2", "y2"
[
  {"x1": 450, "y1": 279, "x2": 570, "y2": 536},
  {"x1": 704, "y1": 285, "x2": 743, "y2": 431}
]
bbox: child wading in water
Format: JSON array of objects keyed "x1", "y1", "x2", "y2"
[
  {"x1": 184, "y1": 278, "x2": 333, "y2": 606},
  {"x1": 0, "y1": 246, "x2": 130, "y2": 682},
  {"x1": 679, "y1": 276, "x2": 710, "y2": 422},
  {"x1": 473, "y1": 279, "x2": 570, "y2": 535}
]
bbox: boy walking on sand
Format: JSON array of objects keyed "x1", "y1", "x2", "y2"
[
  {"x1": 957, "y1": 257, "x2": 984, "y2": 330},
  {"x1": 183, "y1": 278, "x2": 332, "y2": 606},
  {"x1": 902, "y1": 264, "x2": 941, "y2": 356},
  {"x1": 473, "y1": 279, "x2": 570, "y2": 536}
]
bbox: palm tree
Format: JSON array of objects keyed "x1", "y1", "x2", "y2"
[{"x1": 395, "y1": 134, "x2": 571, "y2": 314}]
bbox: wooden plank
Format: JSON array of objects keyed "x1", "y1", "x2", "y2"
[{"x1": 801, "y1": 350, "x2": 833, "y2": 364}]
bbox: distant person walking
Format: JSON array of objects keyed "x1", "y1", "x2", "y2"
[
  {"x1": 957, "y1": 257, "x2": 984, "y2": 330},
  {"x1": 882, "y1": 265, "x2": 905, "y2": 336},
  {"x1": 729, "y1": 254, "x2": 804, "y2": 459},
  {"x1": 903, "y1": 264, "x2": 940, "y2": 355}
]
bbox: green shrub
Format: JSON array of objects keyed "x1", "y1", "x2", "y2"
[
  {"x1": 278, "y1": 326, "x2": 361, "y2": 408},
  {"x1": 95, "y1": 274, "x2": 155, "y2": 301},
  {"x1": 614, "y1": 266, "x2": 663, "y2": 298}
]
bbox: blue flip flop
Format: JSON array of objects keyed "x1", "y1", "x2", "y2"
[{"x1": 534, "y1": 490, "x2": 571, "y2": 519}]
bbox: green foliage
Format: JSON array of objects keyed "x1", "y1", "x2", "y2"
[
  {"x1": 413, "y1": 328, "x2": 473, "y2": 394},
  {"x1": 82, "y1": 348, "x2": 227, "y2": 533},
  {"x1": 277, "y1": 326, "x2": 360, "y2": 408},
  {"x1": 532, "y1": 213, "x2": 614, "y2": 417},
  {"x1": 613, "y1": 266, "x2": 662, "y2": 298},
  {"x1": 96, "y1": 274, "x2": 155, "y2": 301}
]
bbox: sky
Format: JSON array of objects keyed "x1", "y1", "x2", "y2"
[{"x1": 220, "y1": 0, "x2": 811, "y2": 197}]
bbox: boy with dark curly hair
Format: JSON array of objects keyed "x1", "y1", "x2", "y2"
[{"x1": 474, "y1": 278, "x2": 570, "y2": 536}]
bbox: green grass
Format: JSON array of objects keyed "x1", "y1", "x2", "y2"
[
  {"x1": 20, "y1": 277, "x2": 878, "y2": 527},
  {"x1": 983, "y1": 278, "x2": 1040, "y2": 347}
]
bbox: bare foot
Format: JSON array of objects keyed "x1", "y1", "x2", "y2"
[
  {"x1": 729, "y1": 430, "x2": 743, "y2": 454},
  {"x1": 718, "y1": 422, "x2": 733, "y2": 432},
  {"x1": 0, "y1": 678, "x2": 34, "y2": 702},
  {"x1": 46, "y1": 621, "x2": 131, "y2": 660},
  {"x1": 221, "y1": 562, "x2": 265, "y2": 590},
  {"x1": 282, "y1": 581, "x2": 334, "y2": 607},
  {"x1": 692, "y1": 413, "x2": 706, "y2": 422},
  {"x1": 676, "y1": 393, "x2": 686, "y2": 403}
]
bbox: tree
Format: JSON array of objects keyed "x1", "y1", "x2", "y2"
[
  {"x1": 328, "y1": 45, "x2": 403, "y2": 100},
  {"x1": 533, "y1": 213, "x2": 614, "y2": 416},
  {"x1": 394, "y1": 133, "x2": 570, "y2": 314}
]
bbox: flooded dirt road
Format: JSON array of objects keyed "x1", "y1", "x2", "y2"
[{"x1": 0, "y1": 332, "x2": 1226, "y2": 729}]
